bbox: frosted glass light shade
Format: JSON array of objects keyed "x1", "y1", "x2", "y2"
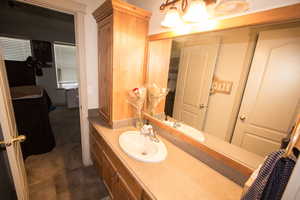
[
  {"x1": 215, "y1": 0, "x2": 249, "y2": 15},
  {"x1": 183, "y1": 0, "x2": 209, "y2": 23},
  {"x1": 161, "y1": 7, "x2": 183, "y2": 28}
]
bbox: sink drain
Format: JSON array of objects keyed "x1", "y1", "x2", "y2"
[{"x1": 141, "y1": 151, "x2": 148, "y2": 156}]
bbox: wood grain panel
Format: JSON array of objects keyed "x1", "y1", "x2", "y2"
[
  {"x1": 94, "y1": 0, "x2": 150, "y2": 126},
  {"x1": 112, "y1": 9, "x2": 149, "y2": 121},
  {"x1": 102, "y1": 151, "x2": 117, "y2": 199},
  {"x1": 97, "y1": 16, "x2": 113, "y2": 124},
  {"x1": 148, "y1": 3, "x2": 300, "y2": 41},
  {"x1": 113, "y1": 174, "x2": 137, "y2": 200},
  {"x1": 141, "y1": 190, "x2": 156, "y2": 200},
  {"x1": 93, "y1": 0, "x2": 151, "y2": 22},
  {"x1": 146, "y1": 39, "x2": 172, "y2": 114}
]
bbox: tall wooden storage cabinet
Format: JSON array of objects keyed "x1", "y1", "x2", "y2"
[{"x1": 93, "y1": 0, "x2": 150, "y2": 127}]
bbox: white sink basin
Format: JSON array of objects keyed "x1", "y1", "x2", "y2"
[
  {"x1": 163, "y1": 121, "x2": 205, "y2": 142},
  {"x1": 119, "y1": 131, "x2": 167, "y2": 163}
]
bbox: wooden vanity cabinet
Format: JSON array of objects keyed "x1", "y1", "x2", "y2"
[
  {"x1": 97, "y1": 15, "x2": 113, "y2": 124},
  {"x1": 93, "y1": 0, "x2": 150, "y2": 127},
  {"x1": 102, "y1": 151, "x2": 117, "y2": 198},
  {"x1": 90, "y1": 134, "x2": 103, "y2": 178},
  {"x1": 141, "y1": 191, "x2": 153, "y2": 200},
  {"x1": 113, "y1": 173, "x2": 136, "y2": 200},
  {"x1": 90, "y1": 125, "x2": 155, "y2": 200}
]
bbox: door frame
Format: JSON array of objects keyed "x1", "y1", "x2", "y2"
[{"x1": 16, "y1": 0, "x2": 92, "y2": 166}]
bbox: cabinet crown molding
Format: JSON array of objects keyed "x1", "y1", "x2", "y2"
[{"x1": 93, "y1": 0, "x2": 151, "y2": 22}]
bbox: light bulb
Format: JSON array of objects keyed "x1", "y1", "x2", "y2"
[
  {"x1": 183, "y1": 0, "x2": 209, "y2": 23},
  {"x1": 161, "y1": 7, "x2": 183, "y2": 28}
]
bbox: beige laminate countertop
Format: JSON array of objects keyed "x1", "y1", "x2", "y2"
[{"x1": 89, "y1": 117, "x2": 243, "y2": 200}]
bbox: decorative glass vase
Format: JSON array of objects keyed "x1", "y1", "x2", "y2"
[
  {"x1": 127, "y1": 87, "x2": 146, "y2": 129},
  {"x1": 147, "y1": 84, "x2": 169, "y2": 116}
]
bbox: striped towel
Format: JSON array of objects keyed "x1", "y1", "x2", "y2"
[{"x1": 241, "y1": 150, "x2": 296, "y2": 200}]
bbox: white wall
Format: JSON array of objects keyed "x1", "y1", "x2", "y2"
[
  {"x1": 282, "y1": 158, "x2": 300, "y2": 199},
  {"x1": 128, "y1": 0, "x2": 300, "y2": 34},
  {"x1": 73, "y1": 0, "x2": 105, "y2": 109},
  {"x1": 36, "y1": 68, "x2": 66, "y2": 105}
]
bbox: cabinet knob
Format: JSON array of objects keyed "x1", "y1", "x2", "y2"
[
  {"x1": 240, "y1": 115, "x2": 247, "y2": 121},
  {"x1": 199, "y1": 104, "x2": 208, "y2": 109}
]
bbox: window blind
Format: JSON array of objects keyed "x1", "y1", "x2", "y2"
[{"x1": 0, "y1": 36, "x2": 32, "y2": 61}]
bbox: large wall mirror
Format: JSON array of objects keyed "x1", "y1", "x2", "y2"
[{"x1": 146, "y1": 21, "x2": 300, "y2": 168}]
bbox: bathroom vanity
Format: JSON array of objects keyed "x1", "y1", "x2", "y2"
[
  {"x1": 89, "y1": 117, "x2": 242, "y2": 200},
  {"x1": 89, "y1": 0, "x2": 300, "y2": 199}
]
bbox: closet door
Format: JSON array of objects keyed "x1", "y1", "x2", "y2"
[
  {"x1": 232, "y1": 27, "x2": 300, "y2": 156},
  {"x1": 98, "y1": 15, "x2": 113, "y2": 123}
]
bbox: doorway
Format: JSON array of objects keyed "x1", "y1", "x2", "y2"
[{"x1": 0, "y1": 0, "x2": 107, "y2": 199}]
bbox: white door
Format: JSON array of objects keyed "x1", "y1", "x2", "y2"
[
  {"x1": 232, "y1": 27, "x2": 300, "y2": 157},
  {"x1": 0, "y1": 51, "x2": 29, "y2": 199},
  {"x1": 173, "y1": 37, "x2": 220, "y2": 130}
]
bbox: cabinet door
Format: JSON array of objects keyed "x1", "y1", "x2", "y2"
[
  {"x1": 90, "y1": 142, "x2": 103, "y2": 178},
  {"x1": 102, "y1": 151, "x2": 117, "y2": 199},
  {"x1": 98, "y1": 15, "x2": 113, "y2": 123},
  {"x1": 90, "y1": 128, "x2": 103, "y2": 178},
  {"x1": 113, "y1": 174, "x2": 136, "y2": 200},
  {"x1": 141, "y1": 191, "x2": 154, "y2": 200}
]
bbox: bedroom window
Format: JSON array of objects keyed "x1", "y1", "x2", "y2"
[
  {"x1": 0, "y1": 36, "x2": 32, "y2": 61},
  {"x1": 54, "y1": 43, "x2": 78, "y2": 88}
]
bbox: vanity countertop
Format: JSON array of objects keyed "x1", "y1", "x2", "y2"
[{"x1": 89, "y1": 117, "x2": 242, "y2": 200}]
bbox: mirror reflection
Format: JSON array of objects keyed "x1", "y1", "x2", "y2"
[{"x1": 148, "y1": 22, "x2": 300, "y2": 158}]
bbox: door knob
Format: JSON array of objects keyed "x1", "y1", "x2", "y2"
[
  {"x1": 240, "y1": 115, "x2": 247, "y2": 121},
  {"x1": 0, "y1": 135, "x2": 26, "y2": 147}
]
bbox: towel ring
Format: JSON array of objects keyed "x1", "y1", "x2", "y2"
[{"x1": 283, "y1": 118, "x2": 300, "y2": 158}]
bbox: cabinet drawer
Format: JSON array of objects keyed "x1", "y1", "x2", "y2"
[
  {"x1": 141, "y1": 190, "x2": 155, "y2": 200},
  {"x1": 102, "y1": 137, "x2": 143, "y2": 199},
  {"x1": 90, "y1": 125, "x2": 105, "y2": 146},
  {"x1": 91, "y1": 151, "x2": 102, "y2": 178},
  {"x1": 113, "y1": 174, "x2": 137, "y2": 200},
  {"x1": 102, "y1": 151, "x2": 117, "y2": 199}
]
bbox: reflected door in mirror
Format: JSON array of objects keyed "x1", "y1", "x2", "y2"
[
  {"x1": 232, "y1": 27, "x2": 300, "y2": 157},
  {"x1": 173, "y1": 37, "x2": 221, "y2": 131}
]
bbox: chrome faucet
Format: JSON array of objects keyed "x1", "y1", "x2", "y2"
[{"x1": 141, "y1": 125, "x2": 159, "y2": 143}]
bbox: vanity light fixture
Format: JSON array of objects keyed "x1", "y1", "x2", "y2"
[
  {"x1": 160, "y1": 0, "x2": 212, "y2": 28},
  {"x1": 160, "y1": 0, "x2": 250, "y2": 28},
  {"x1": 182, "y1": 0, "x2": 209, "y2": 23},
  {"x1": 161, "y1": 6, "x2": 184, "y2": 28}
]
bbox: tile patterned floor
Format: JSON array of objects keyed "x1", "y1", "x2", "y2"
[{"x1": 25, "y1": 107, "x2": 108, "y2": 200}]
